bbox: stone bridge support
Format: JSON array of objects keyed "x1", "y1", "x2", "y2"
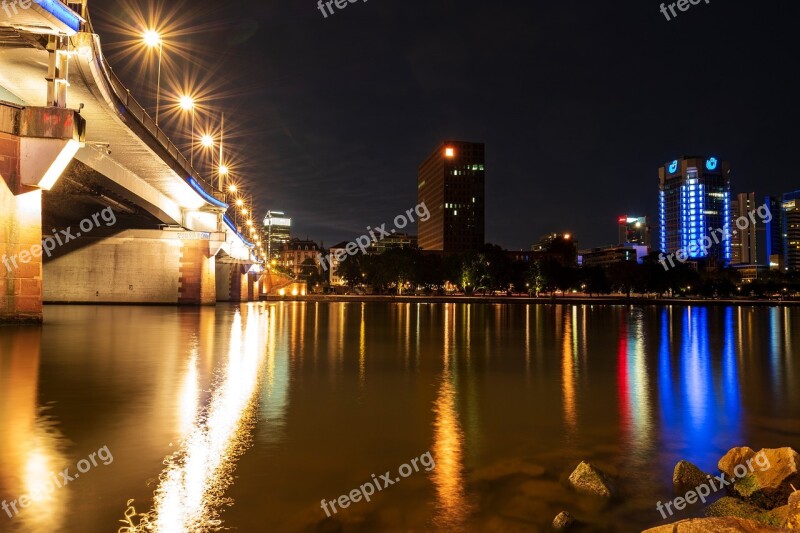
[
  {"x1": 0, "y1": 103, "x2": 84, "y2": 323},
  {"x1": 42, "y1": 230, "x2": 223, "y2": 305}
]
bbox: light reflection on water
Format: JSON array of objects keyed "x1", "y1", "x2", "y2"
[
  {"x1": 139, "y1": 307, "x2": 269, "y2": 532},
  {"x1": 0, "y1": 303, "x2": 799, "y2": 532}
]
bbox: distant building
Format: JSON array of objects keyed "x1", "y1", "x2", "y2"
[
  {"x1": 531, "y1": 233, "x2": 578, "y2": 266},
  {"x1": 418, "y1": 141, "x2": 485, "y2": 252},
  {"x1": 730, "y1": 192, "x2": 764, "y2": 266},
  {"x1": 368, "y1": 233, "x2": 418, "y2": 254},
  {"x1": 764, "y1": 195, "x2": 784, "y2": 270},
  {"x1": 579, "y1": 245, "x2": 649, "y2": 268},
  {"x1": 783, "y1": 190, "x2": 800, "y2": 271},
  {"x1": 659, "y1": 156, "x2": 731, "y2": 266},
  {"x1": 263, "y1": 211, "x2": 292, "y2": 261},
  {"x1": 278, "y1": 238, "x2": 320, "y2": 277},
  {"x1": 327, "y1": 241, "x2": 350, "y2": 286},
  {"x1": 618, "y1": 216, "x2": 650, "y2": 247}
]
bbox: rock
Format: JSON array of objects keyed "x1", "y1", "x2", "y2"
[
  {"x1": 718, "y1": 447, "x2": 757, "y2": 478},
  {"x1": 705, "y1": 496, "x2": 764, "y2": 519},
  {"x1": 673, "y1": 460, "x2": 710, "y2": 491},
  {"x1": 728, "y1": 448, "x2": 800, "y2": 509},
  {"x1": 704, "y1": 497, "x2": 787, "y2": 528},
  {"x1": 567, "y1": 461, "x2": 615, "y2": 499},
  {"x1": 552, "y1": 511, "x2": 575, "y2": 530},
  {"x1": 642, "y1": 516, "x2": 785, "y2": 532},
  {"x1": 788, "y1": 489, "x2": 800, "y2": 528},
  {"x1": 766, "y1": 505, "x2": 789, "y2": 528}
]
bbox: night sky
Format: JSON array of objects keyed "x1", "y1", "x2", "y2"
[{"x1": 91, "y1": 0, "x2": 800, "y2": 250}]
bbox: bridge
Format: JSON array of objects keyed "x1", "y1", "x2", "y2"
[{"x1": 0, "y1": 0, "x2": 272, "y2": 323}]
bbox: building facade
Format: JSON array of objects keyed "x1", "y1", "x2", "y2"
[
  {"x1": 618, "y1": 216, "x2": 650, "y2": 247},
  {"x1": 263, "y1": 211, "x2": 292, "y2": 261},
  {"x1": 764, "y1": 195, "x2": 784, "y2": 270},
  {"x1": 730, "y1": 192, "x2": 762, "y2": 265},
  {"x1": 579, "y1": 245, "x2": 649, "y2": 268},
  {"x1": 278, "y1": 239, "x2": 320, "y2": 278},
  {"x1": 658, "y1": 156, "x2": 731, "y2": 266},
  {"x1": 367, "y1": 233, "x2": 418, "y2": 254},
  {"x1": 783, "y1": 190, "x2": 800, "y2": 272},
  {"x1": 418, "y1": 141, "x2": 485, "y2": 252}
]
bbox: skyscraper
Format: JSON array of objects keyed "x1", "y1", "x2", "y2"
[
  {"x1": 764, "y1": 195, "x2": 784, "y2": 270},
  {"x1": 658, "y1": 156, "x2": 731, "y2": 266},
  {"x1": 263, "y1": 211, "x2": 292, "y2": 261},
  {"x1": 618, "y1": 216, "x2": 650, "y2": 247},
  {"x1": 418, "y1": 141, "x2": 485, "y2": 252},
  {"x1": 730, "y1": 192, "x2": 761, "y2": 265},
  {"x1": 783, "y1": 190, "x2": 800, "y2": 272}
]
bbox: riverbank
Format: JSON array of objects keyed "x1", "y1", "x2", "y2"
[{"x1": 263, "y1": 294, "x2": 800, "y2": 307}]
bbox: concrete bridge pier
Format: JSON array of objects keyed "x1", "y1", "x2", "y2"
[
  {"x1": 216, "y1": 262, "x2": 259, "y2": 302},
  {"x1": 42, "y1": 230, "x2": 223, "y2": 305},
  {"x1": 1, "y1": 104, "x2": 85, "y2": 324}
]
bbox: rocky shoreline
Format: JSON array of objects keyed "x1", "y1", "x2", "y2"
[{"x1": 552, "y1": 446, "x2": 800, "y2": 531}]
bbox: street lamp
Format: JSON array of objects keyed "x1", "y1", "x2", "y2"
[
  {"x1": 143, "y1": 30, "x2": 163, "y2": 125},
  {"x1": 179, "y1": 95, "x2": 196, "y2": 167}
]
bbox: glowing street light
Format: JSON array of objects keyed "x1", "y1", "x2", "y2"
[
  {"x1": 227, "y1": 183, "x2": 236, "y2": 193},
  {"x1": 201, "y1": 134, "x2": 214, "y2": 148},
  {"x1": 236, "y1": 199, "x2": 244, "y2": 207},
  {"x1": 179, "y1": 95, "x2": 197, "y2": 167},
  {"x1": 219, "y1": 165, "x2": 229, "y2": 177},
  {"x1": 143, "y1": 30, "x2": 164, "y2": 125}
]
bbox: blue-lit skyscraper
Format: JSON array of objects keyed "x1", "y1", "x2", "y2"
[{"x1": 658, "y1": 156, "x2": 731, "y2": 266}]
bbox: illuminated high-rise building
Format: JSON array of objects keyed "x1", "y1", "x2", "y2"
[
  {"x1": 730, "y1": 192, "x2": 761, "y2": 265},
  {"x1": 263, "y1": 211, "x2": 291, "y2": 261},
  {"x1": 418, "y1": 141, "x2": 485, "y2": 252},
  {"x1": 658, "y1": 156, "x2": 731, "y2": 266}
]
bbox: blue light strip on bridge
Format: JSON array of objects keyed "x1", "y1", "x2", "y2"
[
  {"x1": 187, "y1": 177, "x2": 229, "y2": 209},
  {"x1": 34, "y1": 0, "x2": 82, "y2": 33},
  {"x1": 223, "y1": 214, "x2": 255, "y2": 248}
]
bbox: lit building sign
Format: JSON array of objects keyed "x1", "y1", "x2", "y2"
[
  {"x1": 706, "y1": 157, "x2": 718, "y2": 171},
  {"x1": 266, "y1": 218, "x2": 291, "y2": 227},
  {"x1": 668, "y1": 160, "x2": 679, "y2": 173}
]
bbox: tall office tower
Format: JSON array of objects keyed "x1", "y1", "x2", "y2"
[
  {"x1": 730, "y1": 192, "x2": 761, "y2": 265},
  {"x1": 418, "y1": 141, "x2": 485, "y2": 252},
  {"x1": 263, "y1": 211, "x2": 292, "y2": 261},
  {"x1": 658, "y1": 156, "x2": 731, "y2": 266},
  {"x1": 783, "y1": 190, "x2": 800, "y2": 272},
  {"x1": 764, "y1": 196, "x2": 784, "y2": 270},
  {"x1": 618, "y1": 216, "x2": 650, "y2": 247}
]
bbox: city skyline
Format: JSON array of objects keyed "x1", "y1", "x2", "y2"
[{"x1": 89, "y1": 0, "x2": 800, "y2": 251}]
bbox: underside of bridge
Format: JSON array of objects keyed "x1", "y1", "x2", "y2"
[{"x1": 0, "y1": 4, "x2": 267, "y2": 322}]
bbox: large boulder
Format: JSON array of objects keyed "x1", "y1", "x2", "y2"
[
  {"x1": 719, "y1": 447, "x2": 757, "y2": 478},
  {"x1": 788, "y1": 489, "x2": 800, "y2": 529},
  {"x1": 704, "y1": 497, "x2": 787, "y2": 528},
  {"x1": 567, "y1": 461, "x2": 615, "y2": 499},
  {"x1": 673, "y1": 460, "x2": 710, "y2": 492},
  {"x1": 727, "y1": 448, "x2": 800, "y2": 509},
  {"x1": 642, "y1": 516, "x2": 785, "y2": 532}
]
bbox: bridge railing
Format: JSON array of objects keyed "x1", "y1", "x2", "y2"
[{"x1": 100, "y1": 53, "x2": 223, "y2": 203}]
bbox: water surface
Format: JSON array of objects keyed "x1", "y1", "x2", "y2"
[{"x1": 1, "y1": 303, "x2": 798, "y2": 532}]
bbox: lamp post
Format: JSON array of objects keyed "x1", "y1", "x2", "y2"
[
  {"x1": 179, "y1": 95, "x2": 195, "y2": 167},
  {"x1": 143, "y1": 30, "x2": 163, "y2": 125}
]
